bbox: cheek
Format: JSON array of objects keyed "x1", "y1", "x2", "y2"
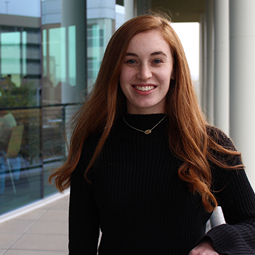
[
  {"x1": 158, "y1": 71, "x2": 171, "y2": 89},
  {"x1": 119, "y1": 68, "x2": 133, "y2": 90},
  {"x1": 119, "y1": 67, "x2": 126, "y2": 86},
  {"x1": 119, "y1": 82, "x2": 126, "y2": 96},
  {"x1": 119, "y1": 73, "x2": 125, "y2": 91},
  {"x1": 119, "y1": 73, "x2": 129, "y2": 97}
]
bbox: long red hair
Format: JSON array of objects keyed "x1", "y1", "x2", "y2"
[{"x1": 49, "y1": 13, "x2": 243, "y2": 212}]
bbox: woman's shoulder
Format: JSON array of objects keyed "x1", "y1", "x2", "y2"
[
  {"x1": 206, "y1": 125, "x2": 236, "y2": 150},
  {"x1": 206, "y1": 125, "x2": 228, "y2": 140},
  {"x1": 206, "y1": 125, "x2": 244, "y2": 170}
]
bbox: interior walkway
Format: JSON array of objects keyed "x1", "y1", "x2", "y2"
[{"x1": 0, "y1": 194, "x2": 69, "y2": 255}]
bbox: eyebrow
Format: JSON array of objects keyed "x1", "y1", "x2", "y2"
[{"x1": 125, "y1": 51, "x2": 168, "y2": 57}]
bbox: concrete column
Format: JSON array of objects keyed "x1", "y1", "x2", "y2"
[
  {"x1": 229, "y1": 0, "x2": 255, "y2": 187},
  {"x1": 199, "y1": 14, "x2": 206, "y2": 112},
  {"x1": 124, "y1": 0, "x2": 134, "y2": 21},
  {"x1": 205, "y1": 0, "x2": 214, "y2": 124},
  {"x1": 213, "y1": 0, "x2": 229, "y2": 135},
  {"x1": 61, "y1": 0, "x2": 87, "y2": 101},
  {"x1": 210, "y1": 1, "x2": 229, "y2": 224},
  {"x1": 61, "y1": 0, "x2": 87, "y2": 152},
  {"x1": 211, "y1": 0, "x2": 230, "y2": 224}
]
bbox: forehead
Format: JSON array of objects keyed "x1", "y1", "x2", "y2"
[{"x1": 126, "y1": 30, "x2": 171, "y2": 53}]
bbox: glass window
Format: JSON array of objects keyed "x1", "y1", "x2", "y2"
[
  {"x1": 0, "y1": 0, "x2": 122, "y2": 216},
  {"x1": 87, "y1": 18, "x2": 113, "y2": 92},
  {"x1": 0, "y1": 0, "x2": 86, "y2": 215},
  {"x1": 0, "y1": 23, "x2": 42, "y2": 214},
  {"x1": 41, "y1": 0, "x2": 87, "y2": 198}
]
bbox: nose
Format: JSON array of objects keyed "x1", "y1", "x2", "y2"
[{"x1": 137, "y1": 63, "x2": 152, "y2": 80}]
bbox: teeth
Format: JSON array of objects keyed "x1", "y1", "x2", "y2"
[{"x1": 135, "y1": 86, "x2": 154, "y2": 91}]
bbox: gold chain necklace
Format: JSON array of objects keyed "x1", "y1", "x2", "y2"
[{"x1": 123, "y1": 115, "x2": 167, "y2": 135}]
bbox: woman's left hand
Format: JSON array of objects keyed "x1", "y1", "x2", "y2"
[{"x1": 189, "y1": 239, "x2": 219, "y2": 255}]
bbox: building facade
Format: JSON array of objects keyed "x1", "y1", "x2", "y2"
[{"x1": 0, "y1": 0, "x2": 126, "y2": 217}]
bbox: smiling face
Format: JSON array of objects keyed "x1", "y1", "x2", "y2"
[{"x1": 119, "y1": 29, "x2": 174, "y2": 114}]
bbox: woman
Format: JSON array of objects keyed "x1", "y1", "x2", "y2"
[{"x1": 49, "y1": 13, "x2": 255, "y2": 254}]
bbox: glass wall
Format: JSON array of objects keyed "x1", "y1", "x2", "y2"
[
  {"x1": 41, "y1": 0, "x2": 87, "y2": 198},
  {"x1": 0, "y1": 0, "x2": 123, "y2": 216},
  {"x1": 0, "y1": 12, "x2": 43, "y2": 214},
  {"x1": 87, "y1": 18, "x2": 113, "y2": 91}
]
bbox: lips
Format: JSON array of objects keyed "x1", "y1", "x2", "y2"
[{"x1": 133, "y1": 85, "x2": 156, "y2": 92}]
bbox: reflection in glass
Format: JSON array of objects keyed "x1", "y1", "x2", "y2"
[
  {"x1": 87, "y1": 18, "x2": 113, "y2": 92},
  {"x1": 1, "y1": 32, "x2": 21, "y2": 77},
  {"x1": 68, "y1": 26, "x2": 76, "y2": 87},
  {"x1": 49, "y1": 27, "x2": 66, "y2": 88},
  {"x1": 0, "y1": 0, "x2": 123, "y2": 216},
  {"x1": 0, "y1": 11, "x2": 43, "y2": 214},
  {"x1": 0, "y1": 108, "x2": 41, "y2": 214},
  {"x1": 41, "y1": 0, "x2": 86, "y2": 197}
]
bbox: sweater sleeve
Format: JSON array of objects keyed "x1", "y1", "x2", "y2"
[
  {"x1": 204, "y1": 128, "x2": 255, "y2": 254},
  {"x1": 206, "y1": 169, "x2": 255, "y2": 254},
  {"x1": 69, "y1": 139, "x2": 100, "y2": 255}
]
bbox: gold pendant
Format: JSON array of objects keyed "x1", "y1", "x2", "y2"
[{"x1": 144, "y1": 129, "x2": 152, "y2": 134}]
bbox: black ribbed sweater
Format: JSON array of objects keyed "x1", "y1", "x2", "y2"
[{"x1": 69, "y1": 114, "x2": 255, "y2": 255}]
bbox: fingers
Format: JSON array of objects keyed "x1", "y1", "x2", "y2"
[{"x1": 189, "y1": 239, "x2": 219, "y2": 255}]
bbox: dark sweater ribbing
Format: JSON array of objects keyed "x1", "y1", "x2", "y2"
[{"x1": 69, "y1": 114, "x2": 255, "y2": 255}]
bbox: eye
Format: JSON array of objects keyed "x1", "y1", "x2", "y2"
[
  {"x1": 125, "y1": 59, "x2": 137, "y2": 64},
  {"x1": 152, "y1": 59, "x2": 163, "y2": 64}
]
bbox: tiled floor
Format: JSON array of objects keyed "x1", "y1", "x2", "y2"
[{"x1": 0, "y1": 194, "x2": 69, "y2": 255}]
